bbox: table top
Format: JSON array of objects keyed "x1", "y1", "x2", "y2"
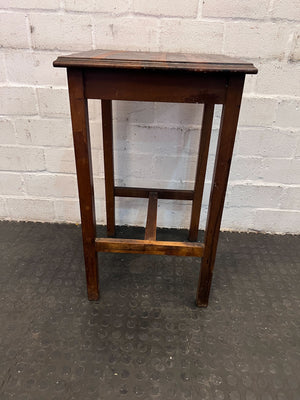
[{"x1": 53, "y1": 49, "x2": 257, "y2": 74}]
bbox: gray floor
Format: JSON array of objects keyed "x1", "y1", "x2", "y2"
[{"x1": 0, "y1": 221, "x2": 299, "y2": 400}]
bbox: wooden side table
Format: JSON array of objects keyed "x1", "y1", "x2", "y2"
[{"x1": 53, "y1": 50, "x2": 257, "y2": 307}]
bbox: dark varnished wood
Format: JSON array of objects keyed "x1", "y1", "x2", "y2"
[
  {"x1": 84, "y1": 68, "x2": 227, "y2": 104},
  {"x1": 67, "y1": 68, "x2": 99, "y2": 301},
  {"x1": 54, "y1": 49, "x2": 257, "y2": 74},
  {"x1": 95, "y1": 238, "x2": 204, "y2": 257},
  {"x1": 57, "y1": 49, "x2": 257, "y2": 307},
  {"x1": 196, "y1": 75, "x2": 245, "y2": 307},
  {"x1": 114, "y1": 186, "x2": 194, "y2": 201},
  {"x1": 101, "y1": 99, "x2": 115, "y2": 237},
  {"x1": 145, "y1": 192, "x2": 158, "y2": 240},
  {"x1": 189, "y1": 104, "x2": 214, "y2": 241}
]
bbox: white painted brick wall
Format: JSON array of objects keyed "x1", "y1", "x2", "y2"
[
  {"x1": 0, "y1": 12, "x2": 29, "y2": 48},
  {"x1": 0, "y1": 1, "x2": 299, "y2": 234},
  {"x1": 132, "y1": 0, "x2": 198, "y2": 18},
  {"x1": 93, "y1": 17, "x2": 160, "y2": 51},
  {"x1": 160, "y1": 20, "x2": 224, "y2": 53},
  {"x1": 202, "y1": 0, "x2": 270, "y2": 19},
  {"x1": 0, "y1": 87, "x2": 38, "y2": 115},
  {"x1": 224, "y1": 22, "x2": 290, "y2": 59}
]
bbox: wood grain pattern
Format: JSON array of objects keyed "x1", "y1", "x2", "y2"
[
  {"x1": 84, "y1": 68, "x2": 227, "y2": 104},
  {"x1": 57, "y1": 50, "x2": 256, "y2": 306},
  {"x1": 101, "y1": 99, "x2": 115, "y2": 237},
  {"x1": 95, "y1": 238, "x2": 204, "y2": 257},
  {"x1": 196, "y1": 75, "x2": 245, "y2": 307},
  {"x1": 54, "y1": 49, "x2": 258, "y2": 74},
  {"x1": 145, "y1": 192, "x2": 158, "y2": 240},
  {"x1": 67, "y1": 68, "x2": 99, "y2": 301},
  {"x1": 114, "y1": 186, "x2": 194, "y2": 201},
  {"x1": 189, "y1": 104, "x2": 215, "y2": 242}
]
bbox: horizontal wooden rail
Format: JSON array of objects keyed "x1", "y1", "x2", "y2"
[
  {"x1": 95, "y1": 238, "x2": 204, "y2": 257},
  {"x1": 115, "y1": 186, "x2": 194, "y2": 200}
]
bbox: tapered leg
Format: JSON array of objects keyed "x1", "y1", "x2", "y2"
[
  {"x1": 67, "y1": 68, "x2": 99, "y2": 300},
  {"x1": 196, "y1": 75, "x2": 245, "y2": 307},
  {"x1": 101, "y1": 100, "x2": 115, "y2": 237},
  {"x1": 189, "y1": 104, "x2": 214, "y2": 242}
]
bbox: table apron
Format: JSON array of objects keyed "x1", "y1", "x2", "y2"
[{"x1": 82, "y1": 68, "x2": 228, "y2": 104}]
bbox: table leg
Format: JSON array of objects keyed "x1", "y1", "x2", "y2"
[
  {"x1": 189, "y1": 104, "x2": 214, "y2": 242},
  {"x1": 67, "y1": 68, "x2": 99, "y2": 300},
  {"x1": 101, "y1": 100, "x2": 115, "y2": 237},
  {"x1": 196, "y1": 75, "x2": 245, "y2": 307}
]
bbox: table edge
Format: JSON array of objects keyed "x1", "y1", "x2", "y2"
[{"x1": 53, "y1": 57, "x2": 258, "y2": 74}]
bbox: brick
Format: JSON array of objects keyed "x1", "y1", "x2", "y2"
[
  {"x1": 93, "y1": 177, "x2": 105, "y2": 199},
  {"x1": 241, "y1": 72, "x2": 257, "y2": 95},
  {"x1": 239, "y1": 97, "x2": 277, "y2": 127},
  {"x1": 179, "y1": 128, "x2": 202, "y2": 157},
  {"x1": 229, "y1": 156, "x2": 263, "y2": 181},
  {"x1": 262, "y1": 129, "x2": 299, "y2": 158},
  {"x1": 44, "y1": 148, "x2": 76, "y2": 174},
  {"x1": 275, "y1": 99, "x2": 300, "y2": 128},
  {"x1": 296, "y1": 135, "x2": 300, "y2": 157},
  {"x1": 281, "y1": 187, "x2": 300, "y2": 210},
  {"x1": 5, "y1": 51, "x2": 67, "y2": 87},
  {"x1": 154, "y1": 103, "x2": 203, "y2": 127},
  {"x1": 24, "y1": 174, "x2": 78, "y2": 198},
  {"x1": 254, "y1": 209, "x2": 300, "y2": 234},
  {"x1": 152, "y1": 154, "x2": 197, "y2": 182},
  {"x1": 236, "y1": 128, "x2": 298, "y2": 158},
  {"x1": 0, "y1": 119, "x2": 16, "y2": 144},
  {"x1": 225, "y1": 184, "x2": 283, "y2": 209},
  {"x1": 30, "y1": 13, "x2": 92, "y2": 51},
  {"x1": 37, "y1": 88, "x2": 70, "y2": 118},
  {"x1": 0, "y1": 54, "x2": 6, "y2": 82},
  {"x1": 5, "y1": 198, "x2": 55, "y2": 222},
  {"x1": 0, "y1": 13, "x2": 29, "y2": 48},
  {"x1": 115, "y1": 197, "x2": 148, "y2": 226},
  {"x1": 202, "y1": 0, "x2": 269, "y2": 19},
  {"x1": 221, "y1": 207, "x2": 255, "y2": 232},
  {"x1": 91, "y1": 150, "x2": 104, "y2": 176},
  {"x1": 15, "y1": 118, "x2": 73, "y2": 147},
  {"x1": 0, "y1": 0, "x2": 60, "y2": 8},
  {"x1": 94, "y1": 17, "x2": 160, "y2": 51},
  {"x1": 255, "y1": 61, "x2": 300, "y2": 96},
  {"x1": 290, "y1": 33, "x2": 300, "y2": 61},
  {"x1": 157, "y1": 200, "x2": 192, "y2": 229},
  {"x1": 160, "y1": 20, "x2": 224, "y2": 53},
  {"x1": 87, "y1": 99, "x2": 102, "y2": 121},
  {"x1": 0, "y1": 146, "x2": 45, "y2": 172},
  {"x1": 0, "y1": 87, "x2": 37, "y2": 116},
  {"x1": 224, "y1": 22, "x2": 289, "y2": 58},
  {"x1": 54, "y1": 199, "x2": 80, "y2": 223},
  {"x1": 260, "y1": 158, "x2": 300, "y2": 185},
  {"x1": 89, "y1": 120, "x2": 103, "y2": 149},
  {"x1": 0, "y1": 173, "x2": 23, "y2": 195},
  {"x1": 212, "y1": 105, "x2": 222, "y2": 129},
  {"x1": 0, "y1": 198, "x2": 7, "y2": 218},
  {"x1": 133, "y1": 0, "x2": 198, "y2": 17},
  {"x1": 114, "y1": 151, "x2": 153, "y2": 185},
  {"x1": 114, "y1": 101, "x2": 155, "y2": 125},
  {"x1": 116, "y1": 125, "x2": 184, "y2": 156},
  {"x1": 95, "y1": 199, "x2": 106, "y2": 224},
  {"x1": 271, "y1": 0, "x2": 300, "y2": 21},
  {"x1": 65, "y1": 0, "x2": 129, "y2": 13}
]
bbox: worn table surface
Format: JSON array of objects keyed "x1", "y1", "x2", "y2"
[{"x1": 53, "y1": 49, "x2": 258, "y2": 74}]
